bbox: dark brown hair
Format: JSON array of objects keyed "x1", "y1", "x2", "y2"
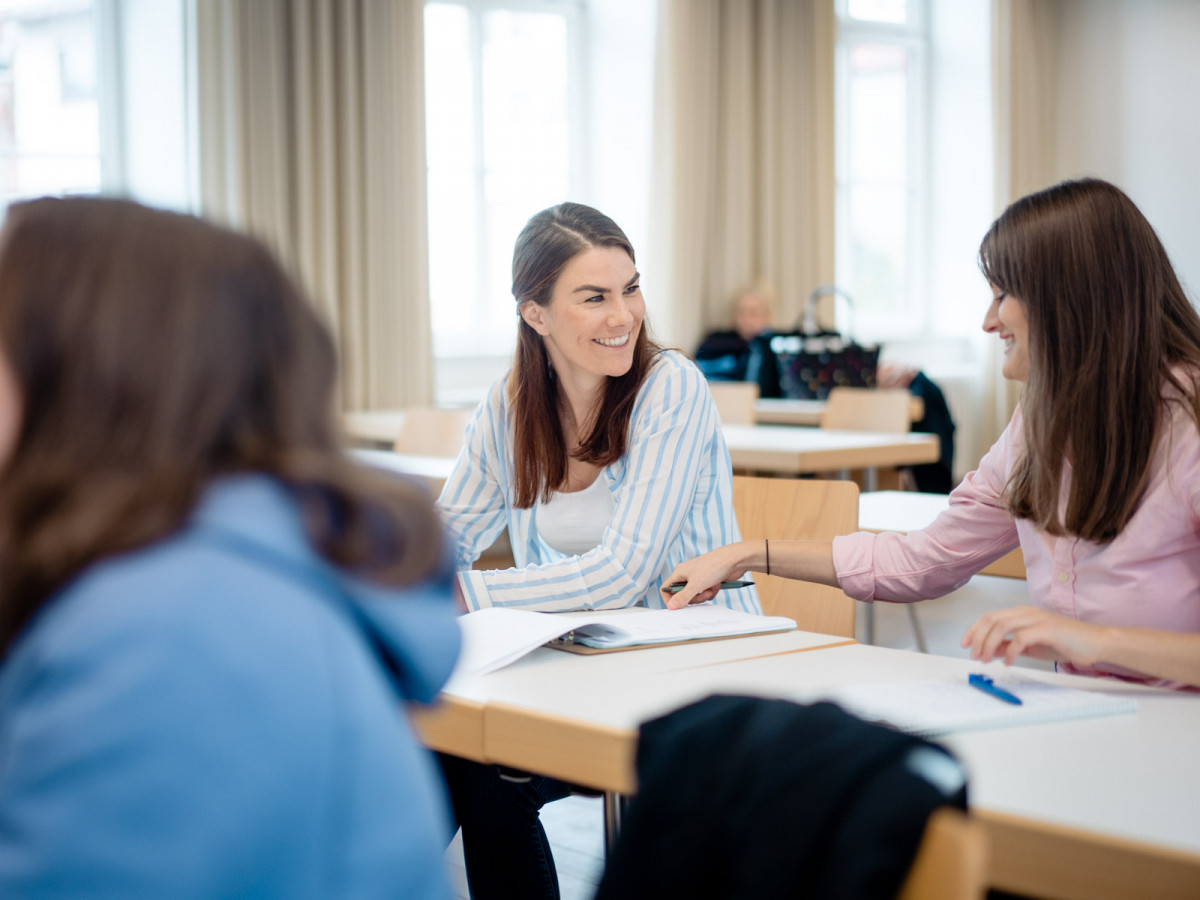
[
  {"x1": 508, "y1": 202, "x2": 663, "y2": 508},
  {"x1": 979, "y1": 178, "x2": 1200, "y2": 541},
  {"x1": 0, "y1": 197, "x2": 444, "y2": 650}
]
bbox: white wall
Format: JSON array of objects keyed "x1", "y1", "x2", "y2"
[{"x1": 1054, "y1": 0, "x2": 1200, "y2": 301}]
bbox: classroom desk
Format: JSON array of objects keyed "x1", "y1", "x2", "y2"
[
  {"x1": 415, "y1": 630, "x2": 1200, "y2": 900},
  {"x1": 342, "y1": 409, "x2": 407, "y2": 448},
  {"x1": 722, "y1": 423, "x2": 940, "y2": 474},
  {"x1": 342, "y1": 398, "x2": 928, "y2": 448},
  {"x1": 352, "y1": 432, "x2": 941, "y2": 485},
  {"x1": 353, "y1": 447, "x2": 456, "y2": 495},
  {"x1": 755, "y1": 395, "x2": 924, "y2": 426}
]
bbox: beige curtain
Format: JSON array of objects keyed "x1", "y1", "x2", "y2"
[
  {"x1": 195, "y1": 0, "x2": 432, "y2": 410},
  {"x1": 984, "y1": 0, "x2": 1057, "y2": 444},
  {"x1": 650, "y1": 0, "x2": 835, "y2": 353}
]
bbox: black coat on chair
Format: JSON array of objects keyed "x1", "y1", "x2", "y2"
[{"x1": 595, "y1": 695, "x2": 967, "y2": 900}]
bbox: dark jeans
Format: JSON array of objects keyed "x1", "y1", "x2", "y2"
[{"x1": 438, "y1": 752, "x2": 574, "y2": 900}]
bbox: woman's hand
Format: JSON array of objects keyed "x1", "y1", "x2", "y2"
[
  {"x1": 961, "y1": 605, "x2": 1104, "y2": 668},
  {"x1": 661, "y1": 544, "x2": 751, "y2": 610}
]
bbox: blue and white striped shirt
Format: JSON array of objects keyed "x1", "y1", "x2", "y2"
[{"x1": 438, "y1": 350, "x2": 761, "y2": 614}]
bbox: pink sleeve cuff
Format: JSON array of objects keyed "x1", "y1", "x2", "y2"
[{"x1": 832, "y1": 532, "x2": 879, "y2": 603}]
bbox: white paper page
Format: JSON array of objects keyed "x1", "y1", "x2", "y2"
[
  {"x1": 455, "y1": 607, "x2": 579, "y2": 675},
  {"x1": 816, "y1": 673, "x2": 1138, "y2": 737}
]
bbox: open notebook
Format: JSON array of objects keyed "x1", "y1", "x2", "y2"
[
  {"x1": 456, "y1": 604, "x2": 796, "y2": 675},
  {"x1": 815, "y1": 672, "x2": 1139, "y2": 737}
]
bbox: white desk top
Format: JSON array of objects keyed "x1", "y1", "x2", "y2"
[
  {"x1": 352, "y1": 448, "x2": 456, "y2": 494},
  {"x1": 722, "y1": 424, "x2": 940, "y2": 473},
  {"x1": 859, "y1": 489, "x2": 951, "y2": 532}
]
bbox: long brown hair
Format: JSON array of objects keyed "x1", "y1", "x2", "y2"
[
  {"x1": 508, "y1": 202, "x2": 663, "y2": 508},
  {"x1": 0, "y1": 197, "x2": 444, "y2": 650},
  {"x1": 979, "y1": 178, "x2": 1200, "y2": 542}
]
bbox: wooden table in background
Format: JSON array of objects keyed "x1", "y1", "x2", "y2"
[
  {"x1": 721, "y1": 424, "x2": 939, "y2": 475},
  {"x1": 755, "y1": 396, "x2": 924, "y2": 426}
]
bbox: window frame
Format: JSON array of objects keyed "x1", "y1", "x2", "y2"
[
  {"x1": 833, "y1": 0, "x2": 931, "y2": 341},
  {"x1": 424, "y1": 0, "x2": 588, "y2": 361}
]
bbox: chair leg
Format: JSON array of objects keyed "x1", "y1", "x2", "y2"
[
  {"x1": 906, "y1": 603, "x2": 928, "y2": 653},
  {"x1": 603, "y1": 792, "x2": 628, "y2": 857}
]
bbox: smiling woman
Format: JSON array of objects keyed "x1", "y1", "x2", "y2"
[{"x1": 433, "y1": 201, "x2": 761, "y2": 900}]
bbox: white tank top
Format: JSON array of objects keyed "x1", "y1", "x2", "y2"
[{"x1": 535, "y1": 474, "x2": 616, "y2": 556}]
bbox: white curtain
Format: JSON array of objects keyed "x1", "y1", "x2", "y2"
[
  {"x1": 195, "y1": 0, "x2": 432, "y2": 410},
  {"x1": 650, "y1": 0, "x2": 836, "y2": 353},
  {"x1": 985, "y1": 0, "x2": 1058, "y2": 445}
]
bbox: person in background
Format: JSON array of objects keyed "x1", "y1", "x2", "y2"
[
  {"x1": 876, "y1": 362, "x2": 957, "y2": 493},
  {"x1": 437, "y1": 201, "x2": 758, "y2": 899},
  {"x1": 664, "y1": 178, "x2": 1200, "y2": 691},
  {"x1": 0, "y1": 197, "x2": 460, "y2": 898},
  {"x1": 694, "y1": 280, "x2": 784, "y2": 398}
]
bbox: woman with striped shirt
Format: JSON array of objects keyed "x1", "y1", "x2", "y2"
[{"x1": 437, "y1": 202, "x2": 759, "y2": 899}]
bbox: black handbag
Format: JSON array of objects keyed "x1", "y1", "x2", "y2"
[{"x1": 771, "y1": 285, "x2": 881, "y2": 400}]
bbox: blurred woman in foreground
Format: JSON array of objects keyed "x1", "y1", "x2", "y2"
[{"x1": 0, "y1": 197, "x2": 460, "y2": 898}]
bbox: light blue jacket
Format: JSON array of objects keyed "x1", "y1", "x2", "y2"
[
  {"x1": 0, "y1": 476, "x2": 460, "y2": 899},
  {"x1": 439, "y1": 350, "x2": 760, "y2": 614}
]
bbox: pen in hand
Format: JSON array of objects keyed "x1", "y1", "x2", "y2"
[{"x1": 663, "y1": 580, "x2": 754, "y2": 594}]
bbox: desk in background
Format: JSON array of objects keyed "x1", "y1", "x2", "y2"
[
  {"x1": 415, "y1": 631, "x2": 1200, "y2": 900},
  {"x1": 755, "y1": 395, "x2": 924, "y2": 427},
  {"x1": 342, "y1": 400, "x2": 929, "y2": 448},
  {"x1": 722, "y1": 424, "x2": 939, "y2": 475},
  {"x1": 350, "y1": 425, "x2": 940, "y2": 482}
]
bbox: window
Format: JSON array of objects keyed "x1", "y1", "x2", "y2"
[
  {"x1": 0, "y1": 0, "x2": 102, "y2": 211},
  {"x1": 424, "y1": 0, "x2": 583, "y2": 359},
  {"x1": 834, "y1": 0, "x2": 928, "y2": 337}
]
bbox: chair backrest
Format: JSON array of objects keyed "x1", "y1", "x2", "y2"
[
  {"x1": 897, "y1": 807, "x2": 989, "y2": 900},
  {"x1": 393, "y1": 407, "x2": 473, "y2": 456},
  {"x1": 732, "y1": 475, "x2": 858, "y2": 637},
  {"x1": 707, "y1": 380, "x2": 760, "y2": 425},
  {"x1": 820, "y1": 386, "x2": 911, "y2": 433}
]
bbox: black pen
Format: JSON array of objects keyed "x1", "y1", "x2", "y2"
[{"x1": 663, "y1": 580, "x2": 754, "y2": 594}]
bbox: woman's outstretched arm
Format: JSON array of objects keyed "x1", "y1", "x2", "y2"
[{"x1": 661, "y1": 540, "x2": 838, "y2": 609}]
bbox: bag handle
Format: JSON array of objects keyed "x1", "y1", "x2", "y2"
[{"x1": 802, "y1": 285, "x2": 856, "y2": 338}]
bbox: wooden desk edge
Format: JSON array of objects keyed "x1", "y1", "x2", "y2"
[
  {"x1": 976, "y1": 808, "x2": 1200, "y2": 900},
  {"x1": 484, "y1": 702, "x2": 639, "y2": 795},
  {"x1": 411, "y1": 695, "x2": 487, "y2": 762}
]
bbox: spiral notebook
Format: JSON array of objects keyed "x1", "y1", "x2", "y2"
[{"x1": 816, "y1": 672, "x2": 1139, "y2": 737}]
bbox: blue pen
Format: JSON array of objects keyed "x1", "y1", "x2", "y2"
[{"x1": 968, "y1": 673, "x2": 1022, "y2": 705}]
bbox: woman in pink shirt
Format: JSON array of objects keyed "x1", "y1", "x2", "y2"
[{"x1": 664, "y1": 178, "x2": 1200, "y2": 690}]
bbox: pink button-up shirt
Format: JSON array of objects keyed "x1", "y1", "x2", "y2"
[{"x1": 834, "y1": 400, "x2": 1200, "y2": 688}]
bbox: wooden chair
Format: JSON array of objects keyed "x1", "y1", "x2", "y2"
[
  {"x1": 393, "y1": 406, "x2": 473, "y2": 457},
  {"x1": 819, "y1": 386, "x2": 912, "y2": 433},
  {"x1": 393, "y1": 407, "x2": 515, "y2": 569},
  {"x1": 732, "y1": 475, "x2": 859, "y2": 637},
  {"x1": 706, "y1": 380, "x2": 759, "y2": 425},
  {"x1": 898, "y1": 807, "x2": 989, "y2": 900}
]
